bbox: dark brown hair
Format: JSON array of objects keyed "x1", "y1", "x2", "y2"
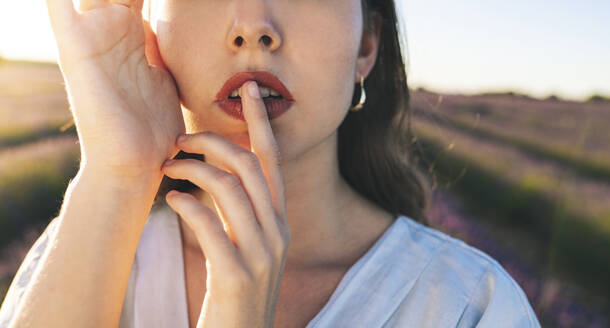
[{"x1": 153, "y1": 0, "x2": 431, "y2": 225}]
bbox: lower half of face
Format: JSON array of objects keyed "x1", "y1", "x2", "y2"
[{"x1": 152, "y1": 0, "x2": 364, "y2": 162}]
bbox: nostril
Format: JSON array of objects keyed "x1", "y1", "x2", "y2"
[
  {"x1": 234, "y1": 36, "x2": 244, "y2": 47},
  {"x1": 261, "y1": 35, "x2": 272, "y2": 47}
]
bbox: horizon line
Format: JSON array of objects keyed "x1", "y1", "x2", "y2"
[{"x1": 1, "y1": 56, "x2": 607, "y2": 104}]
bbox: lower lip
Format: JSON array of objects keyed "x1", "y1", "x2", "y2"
[{"x1": 216, "y1": 98, "x2": 294, "y2": 121}]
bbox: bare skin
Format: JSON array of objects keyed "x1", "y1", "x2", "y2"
[
  {"x1": 169, "y1": 80, "x2": 394, "y2": 327},
  {"x1": 5, "y1": 0, "x2": 389, "y2": 326},
  {"x1": 149, "y1": 0, "x2": 390, "y2": 325},
  {"x1": 180, "y1": 176, "x2": 395, "y2": 328}
]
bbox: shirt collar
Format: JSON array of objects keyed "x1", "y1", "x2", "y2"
[
  {"x1": 130, "y1": 206, "x2": 440, "y2": 328},
  {"x1": 306, "y1": 216, "x2": 443, "y2": 328}
]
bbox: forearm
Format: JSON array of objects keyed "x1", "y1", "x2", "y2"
[{"x1": 9, "y1": 166, "x2": 164, "y2": 327}]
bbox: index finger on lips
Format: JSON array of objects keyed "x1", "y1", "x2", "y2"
[{"x1": 241, "y1": 81, "x2": 287, "y2": 221}]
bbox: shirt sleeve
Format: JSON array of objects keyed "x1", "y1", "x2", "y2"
[
  {"x1": 455, "y1": 262, "x2": 541, "y2": 328},
  {"x1": 0, "y1": 217, "x2": 61, "y2": 327}
]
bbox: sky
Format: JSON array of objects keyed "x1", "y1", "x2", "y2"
[{"x1": 0, "y1": 0, "x2": 608, "y2": 101}]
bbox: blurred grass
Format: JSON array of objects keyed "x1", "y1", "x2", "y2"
[
  {"x1": 416, "y1": 112, "x2": 610, "y2": 184},
  {"x1": 0, "y1": 61, "x2": 80, "y2": 300},
  {"x1": 412, "y1": 127, "x2": 610, "y2": 297},
  {"x1": 411, "y1": 89, "x2": 610, "y2": 162},
  {"x1": 0, "y1": 120, "x2": 76, "y2": 149},
  {"x1": 0, "y1": 139, "x2": 80, "y2": 250}
]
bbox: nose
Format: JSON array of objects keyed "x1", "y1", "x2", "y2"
[{"x1": 226, "y1": 1, "x2": 282, "y2": 53}]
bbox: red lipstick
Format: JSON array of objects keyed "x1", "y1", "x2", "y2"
[{"x1": 214, "y1": 71, "x2": 294, "y2": 121}]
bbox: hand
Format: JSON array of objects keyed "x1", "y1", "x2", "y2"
[
  {"x1": 46, "y1": 0, "x2": 184, "y2": 178},
  {"x1": 161, "y1": 81, "x2": 291, "y2": 328}
]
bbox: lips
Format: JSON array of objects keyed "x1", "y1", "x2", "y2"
[
  {"x1": 214, "y1": 71, "x2": 294, "y2": 121},
  {"x1": 215, "y1": 71, "x2": 294, "y2": 101}
]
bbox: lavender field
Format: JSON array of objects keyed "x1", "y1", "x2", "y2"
[
  {"x1": 411, "y1": 89, "x2": 610, "y2": 326},
  {"x1": 0, "y1": 60, "x2": 608, "y2": 326}
]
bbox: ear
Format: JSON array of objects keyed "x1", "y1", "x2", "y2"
[{"x1": 356, "y1": 11, "x2": 382, "y2": 82}]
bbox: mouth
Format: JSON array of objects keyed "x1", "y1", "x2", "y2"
[
  {"x1": 215, "y1": 71, "x2": 294, "y2": 101},
  {"x1": 214, "y1": 71, "x2": 294, "y2": 121}
]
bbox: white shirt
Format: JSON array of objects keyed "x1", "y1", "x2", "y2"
[{"x1": 1, "y1": 201, "x2": 541, "y2": 327}]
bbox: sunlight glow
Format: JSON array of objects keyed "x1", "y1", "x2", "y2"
[{"x1": 1, "y1": 0, "x2": 608, "y2": 101}]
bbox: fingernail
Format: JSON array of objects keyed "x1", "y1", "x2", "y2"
[{"x1": 248, "y1": 82, "x2": 260, "y2": 99}]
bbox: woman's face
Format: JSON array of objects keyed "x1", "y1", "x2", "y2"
[{"x1": 150, "y1": 0, "x2": 378, "y2": 161}]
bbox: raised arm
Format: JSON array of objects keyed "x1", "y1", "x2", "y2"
[
  {"x1": 5, "y1": 168, "x2": 162, "y2": 327},
  {"x1": 4, "y1": 0, "x2": 185, "y2": 326}
]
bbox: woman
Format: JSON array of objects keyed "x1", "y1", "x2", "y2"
[{"x1": 0, "y1": 0, "x2": 540, "y2": 327}]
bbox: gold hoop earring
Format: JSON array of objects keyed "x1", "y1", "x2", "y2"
[{"x1": 351, "y1": 75, "x2": 366, "y2": 111}]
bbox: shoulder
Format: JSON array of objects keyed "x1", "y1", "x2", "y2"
[
  {"x1": 388, "y1": 216, "x2": 541, "y2": 327},
  {"x1": 0, "y1": 217, "x2": 61, "y2": 326}
]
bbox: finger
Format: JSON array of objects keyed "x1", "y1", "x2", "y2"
[
  {"x1": 165, "y1": 191, "x2": 243, "y2": 271},
  {"x1": 176, "y1": 132, "x2": 277, "y2": 243},
  {"x1": 46, "y1": 0, "x2": 77, "y2": 31},
  {"x1": 78, "y1": 0, "x2": 139, "y2": 12},
  {"x1": 111, "y1": 0, "x2": 143, "y2": 11},
  {"x1": 241, "y1": 81, "x2": 287, "y2": 221},
  {"x1": 78, "y1": 0, "x2": 108, "y2": 12},
  {"x1": 162, "y1": 159, "x2": 267, "y2": 259}
]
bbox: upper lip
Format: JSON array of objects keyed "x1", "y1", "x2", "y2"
[{"x1": 215, "y1": 71, "x2": 294, "y2": 101}]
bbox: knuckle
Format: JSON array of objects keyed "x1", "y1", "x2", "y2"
[
  {"x1": 224, "y1": 271, "x2": 252, "y2": 295},
  {"x1": 237, "y1": 151, "x2": 262, "y2": 171},
  {"x1": 259, "y1": 138, "x2": 281, "y2": 162},
  {"x1": 252, "y1": 252, "x2": 273, "y2": 278},
  {"x1": 269, "y1": 144, "x2": 282, "y2": 167},
  {"x1": 192, "y1": 203, "x2": 216, "y2": 222},
  {"x1": 271, "y1": 244, "x2": 285, "y2": 263},
  {"x1": 277, "y1": 237, "x2": 290, "y2": 260},
  {"x1": 283, "y1": 225, "x2": 292, "y2": 247},
  {"x1": 191, "y1": 131, "x2": 216, "y2": 143},
  {"x1": 215, "y1": 171, "x2": 242, "y2": 191},
  {"x1": 271, "y1": 225, "x2": 291, "y2": 260},
  {"x1": 183, "y1": 158, "x2": 202, "y2": 167},
  {"x1": 200, "y1": 131, "x2": 217, "y2": 138}
]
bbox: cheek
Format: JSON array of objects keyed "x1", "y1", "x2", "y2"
[
  {"x1": 299, "y1": 3, "x2": 363, "y2": 68},
  {"x1": 289, "y1": 2, "x2": 363, "y2": 117},
  {"x1": 154, "y1": 2, "x2": 223, "y2": 104},
  {"x1": 275, "y1": 3, "x2": 362, "y2": 158}
]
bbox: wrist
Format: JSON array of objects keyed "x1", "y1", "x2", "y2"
[{"x1": 76, "y1": 162, "x2": 164, "y2": 194}]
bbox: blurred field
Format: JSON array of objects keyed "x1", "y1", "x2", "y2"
[
  {"x1": 0, "y1": 60, "x2": 608, "y2": 327},
  {"x1": 410, "y1": 89, "x2": 610, "y2": 326},
  {"x1": 0, "y1": 60, "x2": 79, "y2": 300}
]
